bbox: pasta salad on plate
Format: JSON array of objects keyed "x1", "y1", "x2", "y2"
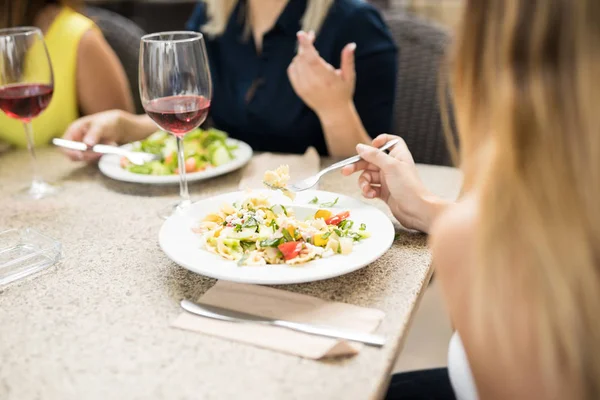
[{"x1": 194, "y1": 195, "x2": 370, "y2": 266}]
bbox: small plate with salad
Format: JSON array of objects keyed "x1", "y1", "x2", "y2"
[
  {"x1": 98, "y1": 128, "x2": 253, "y2": 184},
  {"x1": 159, "y1": 189, "x2": 395, "y2": 284}
]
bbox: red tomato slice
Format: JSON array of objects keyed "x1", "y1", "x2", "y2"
[
  {"x1": 277, "y1": 241, "x2": 304, "y2": 260},
  {"x1": 325, "y1": 216, "x2": 340, "y2": 225},
  {"x1": 165, "y1": 152, "x2": 175, "y2": 164},
  {"x1": 325, "y1": 211, "x2": 350, "y2": 225},
  {"x1": 120, "y1": 156, "x2": 129, "y2": 168}
]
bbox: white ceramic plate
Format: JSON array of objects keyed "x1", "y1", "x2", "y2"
[
  {"x1": 98, "y1": 138, "x2": 253, "y2": 184},
  {"x1": 159, "y1": 190, "x2": 395, "y2": 285}
]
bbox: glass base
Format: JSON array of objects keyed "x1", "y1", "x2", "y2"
[
  {"x1": 22, "y1": 180, "x2": 60, "y2": 200},
  {"x1": 157, "y1": 199, "x2": 192, "y2": 220}
]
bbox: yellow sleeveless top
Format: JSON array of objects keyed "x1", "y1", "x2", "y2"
[{"x1": 0, "y1": 7, "x2": 95, "y2": 148}]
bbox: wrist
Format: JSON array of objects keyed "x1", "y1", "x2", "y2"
[
  {"x1": 121, "y1": 113, "x2": 155, "y2": 143},
  {"x1": 315, "y1": 100, "x2": 355, "y2": 126},
  {"x1": 317, "y1": 101, "x2": 371, "y2": 156},
  {"x1": 413, "y1": 194, "x2": 450, "y2": 234}
]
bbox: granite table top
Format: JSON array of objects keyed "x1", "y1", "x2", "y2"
[{"x1": 0, "y1": 148, "x2": 461, "y2": 400}]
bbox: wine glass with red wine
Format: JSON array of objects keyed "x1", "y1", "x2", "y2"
[
  {"x1": 139, "y1": 31, "x2": 212, "y2": 218},
  {"x1": 0, "y1": 27, "x2": 57, "y2": 199}
]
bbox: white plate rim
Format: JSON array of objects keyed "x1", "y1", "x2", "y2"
[
  {"x1": 158, "y1": 190, "x2": 395, "y2": 285},
  {"x1": 98, "y1": 138, "x2": 253, "y2": 185}
]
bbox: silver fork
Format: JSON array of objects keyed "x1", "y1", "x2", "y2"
[
  {"x1": 288, "y1": 139, "x2": 400, "y2": 192},
  {"x1": 52, "y1": 138, "x2": 160, "y2": 166}
]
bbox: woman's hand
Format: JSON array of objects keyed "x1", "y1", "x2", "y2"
[
  {"x1": 288, "y1": 31, "x2": 370, "y2": 157},
  {"x1": 61, "y1": 111, "x2": 155, "y2": 162},
  {"x1": 287, "y1": 31, "x2": 356, "y2": 117},
  {"x1": 341, "y1": 134, "x2": 449, "y2": 233}
]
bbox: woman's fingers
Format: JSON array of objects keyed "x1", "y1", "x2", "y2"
[
  {"x1": 61, "y1": 114, "x2": 120, "y2": 162},
  {"x1": 359, "y1": 170, "x2": 381, "y2": 186},
  {"x1": 287, "y1": 59, "x2": 302, "y2": 92},
  {"x1": 80, "y1": 150, "x2": 102, "y2": 162},
  {"x1": 372, "y1": 133, "x2": 401, "y2": 148},
  {"x1": 63, "y1": 149, "x2": 83, "y2": 161},
  {"x1": 297, "y1": 31, "x2": 328, "y2": 70},
  {"x1": 341, "y1": 160, "x2": 380, "y2": 175},
  {"x1": 359, "y1": 171, "x2": 381, "y2": 199},
  {"x1": 340, "y1": 164, "x2": 356, "y2": 176},
  {"x1": 340, "y1": 42, "x2": 356, "y2": 83},
  {"x1": 62, "y1": 118, "x2": 90, "y2": 160},
  {"x1": 81, "y1": 124, "x2": 104, "y2": 147},
  {"x1": 341, "y1": 135, "x2": 405, "y2": 176},
  {"x1": 356, "y1": 143, "x2": 399, "y2": 171},
  {"x1": 370, "y1": 134, "x2": 415, "y2": 163},
  {"x1": 290, "y1": 32, "x2": 320, "y2": 78},
  {"x1": 297, "y1": 31, "x2": 318, "y2": 57},
  {"x1": 63, "y1": 117, "x2": 88, "y2": 141},
  {"x1": 288, "y1": 52, "x2": 328, "y2": 101}
]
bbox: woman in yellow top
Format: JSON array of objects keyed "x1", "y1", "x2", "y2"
[{"x1": 0, "y1": 0, "x2": 134, "y2": 148}]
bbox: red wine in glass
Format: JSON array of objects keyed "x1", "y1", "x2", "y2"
[
  {"x1": 0, "y1": 83, "x2": 53, "y2": 122},
  {"x1": 0, "y1": 27, "x2": 57, "y2": 199},
  {"x1": 145, "y1": 95, "x2": 211, "y2": 137},
  {"x1": 140, "y1": 31, "x2": 212, "y2": 218}
]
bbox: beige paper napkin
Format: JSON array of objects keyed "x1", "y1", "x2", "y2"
[
  {"x1": 172, "y1": 281, "x2": 385, "y2": 359},
  {"x1": 238, "y1": 147, "x2": 320, "y2": 190}
]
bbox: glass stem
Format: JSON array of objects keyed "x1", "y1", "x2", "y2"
[
  {"x1": 23, "y1": 122, "x2": 42, "y2": 185},
  {"x1": 176, "y1": 136, "x2": 191, "y2": 206}
]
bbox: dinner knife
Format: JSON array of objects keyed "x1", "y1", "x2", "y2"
[{"x1": 180, "y1": 299, "x2": 385, "y2": 347}]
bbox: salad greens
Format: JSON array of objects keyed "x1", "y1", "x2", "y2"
[
  {"x1": 307, "y1": 197, "x2": 340, "y2": 208},
  {"x1": 122, "y1": 128, "x2": 237, "y2": 175},
  {"x1": 320, "y1": 197, "x2": 339, "y2": 207}
]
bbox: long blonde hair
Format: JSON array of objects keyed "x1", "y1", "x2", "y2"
[
  {"x1": 450, "y1": 0, "x2": 600, "y2": 398},
  {"x1": 200, "y1": 0, "x2": 334, "y2": 37}
]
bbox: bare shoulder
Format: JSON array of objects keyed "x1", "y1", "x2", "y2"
[
  {"x1": 77, "y1": 28, "x2": 111, "y2": 58},
  {"x1": 75, "y1": 27, "x2": 134, "y2": 115},
  {"x1": 429, "y1": 194, "x2": 478, "y2": 278}
]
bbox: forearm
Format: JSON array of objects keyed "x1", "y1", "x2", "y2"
[
  {"x1": 120, "y1": 113, "x2": 157, "y2": 143},
  {"x1": 411, "y1": 195, "x2": 453, "y2": 234},
  {"x1": 418, "y1": 195, "x2": 454, "y2": 233},
  {"x1": 318, "y1": 102, "x2": 371, "y2": 157}
]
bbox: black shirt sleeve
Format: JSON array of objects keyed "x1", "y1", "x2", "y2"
[{"x1": 335, "y1": 3, "x2": 398, "y2": 138}]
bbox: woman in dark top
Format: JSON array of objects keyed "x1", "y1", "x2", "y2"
[{"x1": 62, "y1": 0, "x2": 397, "y2": 159}]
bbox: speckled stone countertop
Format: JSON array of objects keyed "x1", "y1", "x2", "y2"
[{"x1": 0, "y1": 149, "x2": 461, "y2": 400}]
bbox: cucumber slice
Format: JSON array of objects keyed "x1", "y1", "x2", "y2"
[
  {"x1": 128, "y1": 164, "x2": 152, "y2": 175},
  {"x1": 211, "y1": 145, "x2": 233, "y2": 166},
  {"x1": 149, "y1": 161, "x2": 171, "y2": 175},
  {"x1": 230, "y1": 228, "x2": 258, "y2": 241}
]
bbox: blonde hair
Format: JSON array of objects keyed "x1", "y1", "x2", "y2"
[
  {"x1": 200, "y1": 0, "x2": 335, "y2": 37},
  {"x1": 449, "y1": 0, "x2": 600, "y2": 398}
]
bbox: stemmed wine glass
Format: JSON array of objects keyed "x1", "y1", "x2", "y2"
[
  {"x1": 139, "y1": 31, "x2": 212, "y2": 219},
  {"x1": 0, "y1": 27, "x2": 57, "y2": 199}
]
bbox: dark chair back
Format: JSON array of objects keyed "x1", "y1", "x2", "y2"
[
  {"x1": 85, "y1": 6, "x2": 146, "y2": 114},
  {"x1": 385, "y1": 12, "x2": 455, "y2": 166}
]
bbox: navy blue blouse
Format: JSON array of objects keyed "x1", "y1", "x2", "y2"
[{"x1": 186, "y1": 0, "x2": 397, "y2": 155}]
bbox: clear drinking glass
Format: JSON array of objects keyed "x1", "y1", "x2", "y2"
[
  {"x1": 139, "y1": 31, "x2": 212, "y2": 219},
  {"x1": 0, "y1": 27, "x2": 58, "y2": 199}
]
